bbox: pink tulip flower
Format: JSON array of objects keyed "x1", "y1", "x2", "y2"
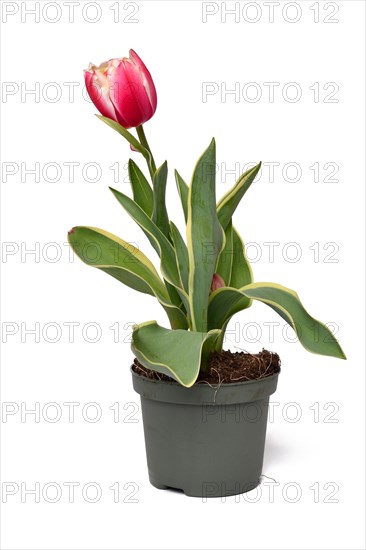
[
  {"x1": 211, "y1": 273, "x2": 225, "y2": 292},
  {"x1": 84, "y1": 49, "x2": 157, "y2": 129}
]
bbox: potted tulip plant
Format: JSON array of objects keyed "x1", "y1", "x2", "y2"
[{"x1": 68, "y1": 50, "x2": 345, "y2": 498}]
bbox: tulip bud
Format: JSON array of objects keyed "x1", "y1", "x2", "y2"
[
  {"x1": 84, "y1": 49, "x2": 157, "y2": 129},
  {"x1": 211, "y1": 273, "x2": 225, "y2": 292}
]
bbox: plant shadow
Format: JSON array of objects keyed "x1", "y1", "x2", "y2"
[{"x1": 263, "y1": 434, "x2": 295, "y2": 470}]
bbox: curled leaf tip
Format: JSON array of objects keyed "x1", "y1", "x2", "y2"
[{"x1": 68, "y1": 227, "x2": 75, "y2": 235}]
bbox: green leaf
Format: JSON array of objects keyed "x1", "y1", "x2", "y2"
[
  {"x1": 165, "y1": 280, "x2": 186, "y2": 312},
  {"x1": 209, "y1": 281, "x2": 346, "y2": 361},
  {"x1": 242, "y1": 283, "x2": 346, "y2": 359},
  {"x1": 175, "y1": 169, "x2": 189, "y2": 223},
  {"x1": 110, "y1": 188, "x2": 177, "y2": 280},
  {"x1": 216, "y1": 220, "x2": 233, "y2": 285},
  {"x1": 176, "y1": 167, "x2": 253, "y2": 298},
  {"x1": 230, "y1": 227, "x2": 253, "y2": 289},
  {"x1": 68, "y1": 226, "x2": 188, "y2": 329},
  {"x1": 109, "y1": 187, "x2": 190, "y2": 313},
  {"x1": 208, "y1": 286, "x2": 251, "y2": 330},
  {"x1": 207, "y1": 227, "x2": 255, "y2": 328},
  {"x1": 217, "y1": 162, "x2": 262, "y2": 231},
  {"x1": 96, "y1": 115, "x2": 149, "y2": 158},
  {"x1": 187, "y1": 139, "x2": 224, "y2": 332},
  {"x1": 152, "y1": 161, "x2": 170, "y2": 240},
  {"x1": 131, "y1": 321, "x2": 222, "y2": 387},
  {"x1": 128, "y1": 159, "x2": 153, "y2": 217},
  {"x1": 170, "y1": 221, "x2": 189, "y2": 293}
]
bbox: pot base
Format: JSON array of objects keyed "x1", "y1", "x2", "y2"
[{"x1": 149, "y1": 475, "x2": 261, "y2": 498}]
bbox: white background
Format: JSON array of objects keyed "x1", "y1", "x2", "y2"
[{"x1": 1, "y1": 1, "x2": 365, "y2": 549}]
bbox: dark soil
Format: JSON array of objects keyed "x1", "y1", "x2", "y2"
[{"x1": 132, "y1": 349, "x2": 280, "y2": 385}]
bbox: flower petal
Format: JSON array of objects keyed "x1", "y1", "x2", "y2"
[
  {"x1": 129, "y1": 49, "x2": 157, "y2": 112},
  {"x1": 108, "y1": 59, "x2": 153, "y2": 128},
  {"x1": 84, "y1": 70, "x2": 118, "y2": 122}
]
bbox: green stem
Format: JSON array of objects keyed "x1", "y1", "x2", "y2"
[{"x1": 136, "y1": 125, "x2": 157, "y2": 180}]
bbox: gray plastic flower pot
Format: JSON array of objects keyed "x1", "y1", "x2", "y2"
[{"x1": 132, "y1": 367, "x2": 279, "y2": 498}]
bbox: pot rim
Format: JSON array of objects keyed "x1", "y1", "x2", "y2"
[
  {"x1": 130, "y1": 365, "x2": 280, "y2": 388},
  {"x1": 131, "y1": 366, "x2": 280, "y2": 405}
]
